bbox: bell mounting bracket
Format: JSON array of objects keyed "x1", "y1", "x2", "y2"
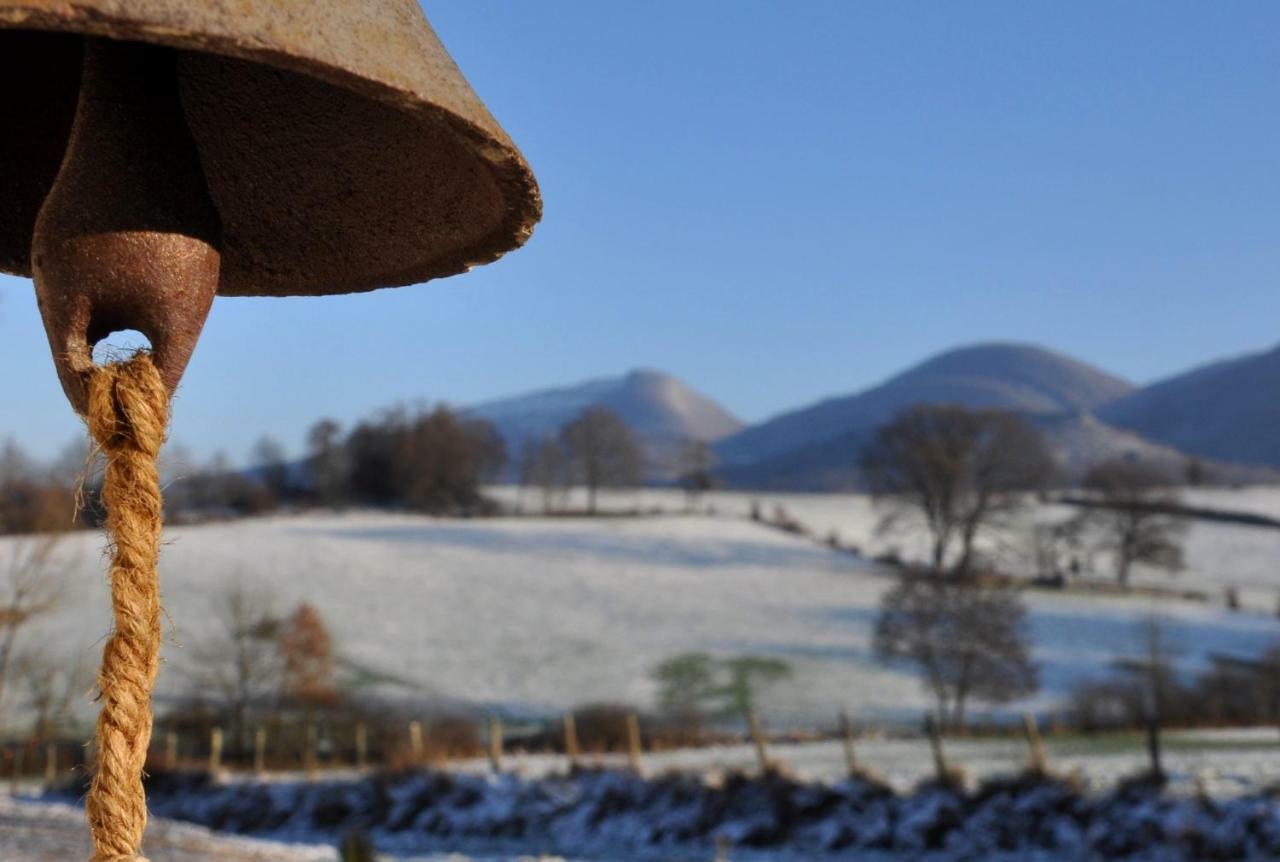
[{"x1": 31, "y1": 37, "x2": 220, "y2": 415}]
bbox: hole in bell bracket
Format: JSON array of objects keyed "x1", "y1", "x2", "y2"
[{"x1": 91, "y1": 329, "x2": 153, "y2": 366}]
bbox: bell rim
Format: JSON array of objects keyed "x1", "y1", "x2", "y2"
[{"x1": 0, "y1": 12, "x2": 542, "y2": 296}]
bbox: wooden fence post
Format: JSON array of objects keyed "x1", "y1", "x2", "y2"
[
  {"x1": 838, "y1": 709, "x2": 858, "y2": 776},
  {"x1": 209, "y1": 727, "x2": 223, "y2": 774},
  {"x1": 305, "y1": 724, "x2": 319, "y2": 778},
  {"x1": 747, "y1": 708, "x2": 770, "y2": 773},
  {"x1": 409, "y1": 720, "x2": 424, "y2": 765},
  {"x1": 1022, "y1": 712, "x2": 1047, "y2": 774},
  {"x1": 1146, "y1": 712, "x2": 1163, "y2": 779},
  {"x1": 254, "y1": 725, "x2": 267, "y2": 775},
  {"x1": 10, "y1": 745, "x2": 24, "y2": 795},
  {"x1": 44, "y1": 743, "x2": 57, "y2": 789},
  {"x1": 563, "y1": 712, "x2": 581, "y2": 769},
  {"x1": 626, "y1": 713, "x2": 643, "y2": 774},
  {"x1": 487, "y1": 715, "x2": 503, "y2": 773},
  {"x1": 355, "y1": 721, "x2": 368, "y2": 771}
]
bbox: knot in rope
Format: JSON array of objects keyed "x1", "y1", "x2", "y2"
[
  {"x1": 85, "y1": 357, "x2": 168, "y2": 460},
  {"x1": 83, "y1": 354, "x2": 169, "y2": 862}
]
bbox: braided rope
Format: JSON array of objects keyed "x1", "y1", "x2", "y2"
[{"x1": 83, "y1": 354, "x2": 168, "y2": 862}]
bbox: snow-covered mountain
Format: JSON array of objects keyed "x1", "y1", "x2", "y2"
[
  {"x1": 1100, "y1": 342, "x2": 1280, "y2": 469},
  {"x1": 467, "y1": 369, "x2": 743, "y2": 478},
  {"x1": 716, "y1": 343, "x2": 1136, "y2": 470}
]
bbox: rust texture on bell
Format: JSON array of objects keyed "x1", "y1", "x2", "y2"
[
  {"x1": 0, "y1": 0, "x2": 542, "y2": 408},
  {"x1": 31, "y1": 38, "x2": 222, "y2": 413}
]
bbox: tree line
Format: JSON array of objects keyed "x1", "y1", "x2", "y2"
[
  {"x1": 168, "y1": 403, "x2": 658, "y2": 520},
  {"x1": 166, "y1": 405, "x2": 507, "y2": 518}
]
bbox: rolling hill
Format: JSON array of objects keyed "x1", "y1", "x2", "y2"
[
  {"x1": 716, "y1": 343, "x2": 1135, "y2": 468},
  {"x1": 714, "y1": 343, "x2": 1140, "y2": 487},
  {"x1": 466, "y1": 369, "x2": 743, "y2": 479},
  {"x1": 1100, "y1": 342, "x2": 1280, "y2": 469},
  {"x1": 17, "y1": 495, "x2": 1280, "y2": 729}
]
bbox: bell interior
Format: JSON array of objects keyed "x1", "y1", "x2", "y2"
[{"x1": 0, "y1": 29, "x2": 516, "y2": 297}]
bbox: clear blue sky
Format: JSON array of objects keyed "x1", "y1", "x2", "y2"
[{"x1": 2, "y1": 1, "x2": 1278, "y2": 462}]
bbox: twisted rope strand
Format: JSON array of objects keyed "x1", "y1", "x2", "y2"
[{"x1": 83, "y1": 354, "x2": 169, "y2": 862}]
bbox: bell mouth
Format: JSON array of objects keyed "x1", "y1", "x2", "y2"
[{"x1": 0, "y1": 4, "x2": 541, "y2": 297}]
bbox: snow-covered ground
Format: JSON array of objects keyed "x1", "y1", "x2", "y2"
[
  {"x1": 1183, "y1": 487, "x2": 1280, "y2": 522},
  {"x1": 7, "y1": 486, "x2": 1280, "y2": 727},
  {"x1": 1, "y1": 793, "x2": 582, "y2": 861},
  {"x1": 494, "y1": 485, "x2": 1280, "y2": 600},
  {"x1": 0, "y1": 795, "x2": 338, "y2": 861}
]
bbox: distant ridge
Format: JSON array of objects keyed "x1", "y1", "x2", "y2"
[
  {"x1": 1100, "y1": 342, "x2": 1280, "y2": 469},
  {"x1": 716, "y1": 343, "x2": 1136, "y2": 470},
  {"x1": 467, "y1": 369, "x2": 743, "y2": 479},
  {"x1": 462, "y1": 341, "x2": 1280, "y2": 491}
]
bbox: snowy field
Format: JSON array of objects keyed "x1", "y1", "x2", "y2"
[
  {"x1": 493, "y1": 486, "x2": 1280, "y2": 607},
  {"x1": 7, "y1": 486, "x2": 1280, "y2": 729}
]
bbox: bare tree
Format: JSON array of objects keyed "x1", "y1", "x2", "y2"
[
  {"x1": 207, "y1": 450, "x2": 274, "y2": 515},
  {"x1": 462, "y1": 419, "x2": 509, "y2": 484},
  {"x1": 1184, "y1": 457, "x2": 1212, "y2": 487},
  {"x1": 677, "y1": 440, "x2": 717, "y2": 510},
  {"x1": 306, "y1": 419, "x2": 347, "y2": 507},
  {"x1": 51, "y1": 436, "x2": 95, "y2": 489},
  {"x1": 1077, "y1": 460, "x2": 1186, "y2": 588},
  {"x1": 0, "y1": 439, "x2": 32, "y2": 487},
  {"x1": 1133, "y1": 614, "x2": 1181, "y2": 708},
  {"x1": 182, "y1": 583, "x2": 283, "y2": 753},
  {"x1": 344, "y1": 410, "x2": 404, "y2": 506},
  {"x1": 345, "y1": 405, "x2": 503, "y2": 513},
  {"x1": 874, "y1": 571, "x2": 1039, "y2": 731},
  {"x1": 16, "y1": 651, "x2": 85, "y2": 744},
  {"x1": 518, "y1": 437, "x2": 569, "y2": 513},
  {"x1": 0, "y1": 439, "x2": 76, "y2": 535},
  {"x1": 559, "y1": 407, "x2": 643, "y2": 514},
  {"x1": 1011, "y1": 518, "x2": 1085, "y2": 582},
  {"x1": 252, "y1": 435, "x2": 291, "y2": 503},
  {"x1": 398, "y1": 408, "x2": 503, "y2": 512},
  {"x1": 184, "y1": 450, "x2": 233, "y2": 512},
  {"x1": 0, "y1": 533, "x2": 68, "y2": 728},
  {"x1": 158, "y1": 440, "x2": 197, "y2": 485},
  {"x1": 1218, "y1": 642, "x2": 1280, "y2": 727},
  {"x1": 1114, "y1": 615, "x2": 1182, "y2": 778},
  {"x1": 860, "y1": 405, "x2": 1055, "y2": 574}
]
